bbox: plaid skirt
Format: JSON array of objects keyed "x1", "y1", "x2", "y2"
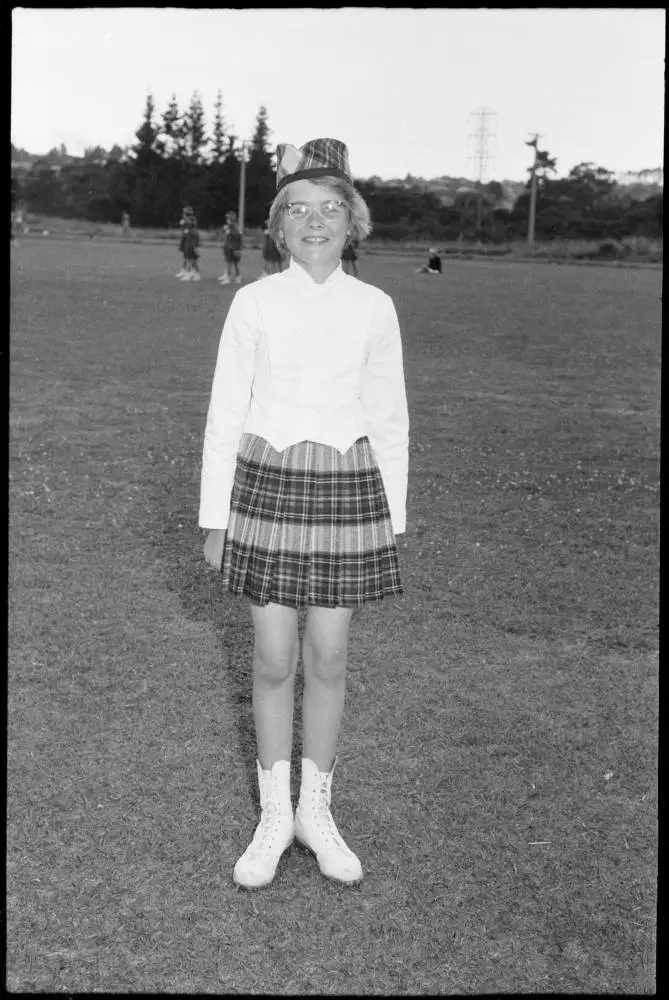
[{"x1": 220, "y1": 433, "x2": 403, "y2": 608}]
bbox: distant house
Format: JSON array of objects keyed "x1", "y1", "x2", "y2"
[
  {"x1": 359, "y1": 172, "x2": 526, "y2": 210},
  {"x1": 433, "y1": 192, "x2": 456, "y2": 207},
  {"x1": 497, "y1": 182, "x2": 524, "y2": 211},
  {"x1": 617, "y1": 168, "x2": 663, "y2": 187}
]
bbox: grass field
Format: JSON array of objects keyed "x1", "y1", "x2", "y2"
[{"x1": 8, "y1": 238, "x2": 659, "y2": 993}]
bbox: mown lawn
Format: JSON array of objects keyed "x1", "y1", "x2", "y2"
[{"x1": 8, "y1": 237, "x2": 659, "y2": 993}]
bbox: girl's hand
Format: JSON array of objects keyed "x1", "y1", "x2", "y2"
[{"x1": 203, "y1": 529, "x2": 226, "y2": 571}]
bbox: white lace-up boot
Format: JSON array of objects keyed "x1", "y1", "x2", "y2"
[
  {"x1": 233, "y1": 759, "x2": 294, "y2": 889},
  {"x1": 294, "y1": 757, "x2": 363, "y2": 884}
]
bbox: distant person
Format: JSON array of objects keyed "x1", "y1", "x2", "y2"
[
  {"x1": 416, "y1": 247, "x2": 442, "y2": 274},
  {"x1": 219, "y1": 210, "x2": 243, "y2": 284},
  {"x1": 12, "y1": 207, "x2": 25, "y2": 240},
  {"x1": 341, "y1": 236, "x2": 359, "y2": 277},
  {"x1": 261, "y1": 219, "x2": 283, "y2": 276},
  {"x1": 180, "y1": 222, "x2": 201, "y2": 281},
  {"x1": 120, "y1": 210, "x2": 131, "y2": 237},
  {"x1": 177, "y1": 205, "x2": 197, "y2": 278}
]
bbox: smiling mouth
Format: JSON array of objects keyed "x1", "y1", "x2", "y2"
[{"x1": 303, "y1": 236, "x2": 329, "y2": 244}]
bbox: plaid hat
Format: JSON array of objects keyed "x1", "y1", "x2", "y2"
[{"x1": 276, "y1": 138, "x2": 352, "y2": 193}]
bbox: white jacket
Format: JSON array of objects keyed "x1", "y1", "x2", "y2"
[{"x1": 200, "y1": 257, "x2": 410, "y2": 533}]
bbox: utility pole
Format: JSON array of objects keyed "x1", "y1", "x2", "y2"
[
  {"x1": 238, "y1": 140, "x2": 247, "y2": 234},
  {"x1": 526, "y1": 134, "x2": 540, "y2": 246}
]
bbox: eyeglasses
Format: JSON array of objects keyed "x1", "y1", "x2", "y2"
[{"x1": 285, "y1": 200, "x2": 346, "y2": 222}]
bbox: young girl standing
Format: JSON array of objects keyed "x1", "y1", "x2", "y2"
[
  {"x1": 176, "y1": 205, "x2": 197, "y2": 278},
  {"x1": 341, "y1": 235, "x2": 360, "y2": 277},
  {"x1": 218, "y1": 210, "x2": 243, "y2": 284},
  {"x1": 200, "y1": 138, "x2": 409, "y2": 889},
  {"x1": 261, "y1": 218, "x2": 283, "y2": 276},
  {"x1": 180, "y1": 222, "x2": 201, "y2": 281}
]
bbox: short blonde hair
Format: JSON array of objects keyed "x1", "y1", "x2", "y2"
[{"x1": 268, "y1": 177, "x2": 372, "y2": 250}]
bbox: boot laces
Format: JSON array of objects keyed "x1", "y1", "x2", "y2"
[
  {"x1": 313, "y1": 782, "x2": 348, "y2": 851},
  {"x1": 250, "y1": 792, "x2": 288, "y2": 855}
]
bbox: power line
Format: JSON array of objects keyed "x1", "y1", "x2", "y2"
[{"x1": 467, "y1": 107, "x2": 497, "y2": 184}]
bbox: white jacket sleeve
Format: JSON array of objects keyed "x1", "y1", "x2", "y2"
[
  {"x1": 360, "y1": 295, "x2": 410, "y2": 535},
  {"x1": 199, "y1": 291, "x2": 259, "y2": 530}
]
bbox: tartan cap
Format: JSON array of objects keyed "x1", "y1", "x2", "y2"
[{"x1": 276, "y1": 138, "x2": 352, "y2": 193}]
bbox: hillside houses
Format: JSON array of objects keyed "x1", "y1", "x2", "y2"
[{"x1": 359, "y1": 173, "x2": 525, "y2": 211}]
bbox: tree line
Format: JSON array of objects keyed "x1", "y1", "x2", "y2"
[
  {"x1": 11, "y1": 93, "x2": 662, "y2": 243},
  {"x1": 12, "y1": 92, "x2": 274, "y2": 230}
]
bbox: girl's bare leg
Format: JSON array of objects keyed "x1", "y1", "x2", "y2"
[
  {"x1": 301, "y1": 606, "x2": 355, "y2": 771},
  {"x1": 249, "y1": 601, "x2": 299, "y2": 768}
]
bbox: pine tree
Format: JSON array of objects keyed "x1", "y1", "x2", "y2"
[
  {"x1": 211, "y1": 90, "x2": 228, "y2": 164},
  {"x1": 132, "y1": 93, "x2": 160, "y2": 163},
  {"x1": 248, "y1": 105, "x2": 272, "y2": 167},
  {"x1": 245, "y1": 105, "x2": 276, "y2": 227},
  {"x1": 525, "y1": 141, "x2": 558, "y2": 190},
  {"x1": 535, "y1": 150, "x2": 558, "y2": 188},
  {"x1": 160, "y1": 94, "x2": 187, "y2": 159},
  {"x1": 184, "y1": 91, "x2": 208, "y2": 164},
  {"x1": 128, "y1": 93, "x2": 164, "y2": 225}
]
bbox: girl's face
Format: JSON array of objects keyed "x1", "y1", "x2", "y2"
[{"x1": 280, "y1": 179, "x2": 349, "y2": 277}]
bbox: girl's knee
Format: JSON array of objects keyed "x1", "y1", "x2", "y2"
[
  {"x1": 249, "y1": 601, "x2": 299, "y2": 682},
  {"x1": 303, "y1": 636, "x2": 347, "y2": 685},
  {"x1": 253, "y1": 645, "x2": 298, "y2": 686}
]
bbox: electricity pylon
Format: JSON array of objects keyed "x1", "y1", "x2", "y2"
[{"x1": 467, "y1": 107, "x2": 497, "y2": 185}]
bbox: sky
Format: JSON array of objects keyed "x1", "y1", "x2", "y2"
[{"x1": 10, "y1": 7, "x2": 666, "y2": 183}]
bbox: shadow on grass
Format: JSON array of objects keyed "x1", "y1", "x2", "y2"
[{"x1": 141, "y1": 453, "x2": 265, "y2": 804}]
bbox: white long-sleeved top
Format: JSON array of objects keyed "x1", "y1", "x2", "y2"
[{"x1": 199, "y1": 257, "x2": 410, "y2": 534}]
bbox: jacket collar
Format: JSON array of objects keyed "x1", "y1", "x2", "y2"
[{"x1": 287, "y1": 256, "x2": 346, "y2": 290}]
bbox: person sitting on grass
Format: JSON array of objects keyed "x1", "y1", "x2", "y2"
[
  {"x1": 200, "y1": 137, "x2": 409, "y2": 891},
  {"x1": 416, "y1": 247, "x2": 442, "y2": 274},
  {"x1": 180, "y1": 223, "x2": 201, "y2": 281}
]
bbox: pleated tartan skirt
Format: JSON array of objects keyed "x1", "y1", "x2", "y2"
[{"x1": 220, "y1": 433, "x2": 403, "y2": 608}]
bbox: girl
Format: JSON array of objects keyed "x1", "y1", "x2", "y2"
[
  {"x1": 261, "y1": 218, "x2": 283, "y2": 276},
  {"x1": 176, "y1": 206, "x2": 197, "y2": 278},
  {"x1": 341, "y1": 235, "x2": 360, "y2": 277},
  {"x1": 200, "y1": 138, "x2": 409, "y2": 889},
  {"x1": 180, "y1": 222, "x2": 201, "y2": 281},
  {"x1": 219, "y1": 210, "x2": 243, "y2": 284}
]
